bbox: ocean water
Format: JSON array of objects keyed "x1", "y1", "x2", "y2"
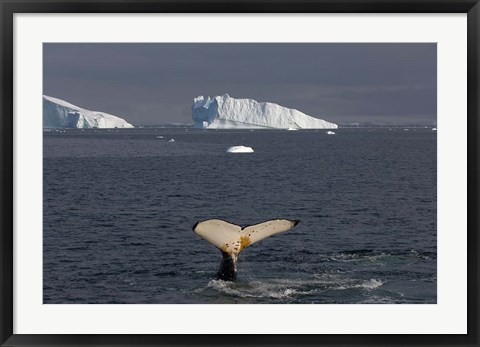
[{"x1": 43, "y1": 127, "x2": 436, "y2": 304}]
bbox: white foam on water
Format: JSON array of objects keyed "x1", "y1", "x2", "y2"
[
  {"x1": 206, "y1": 273, "x2": 383, "y2": 301},
  {"x1": 329, "y1": 252, "x2": 393, "y2": 263},
  {"x1": 355, "y1": 278, "x2": 383, "y2": 290},
  {"x1": 312, "y1": 274, "x2": 383, "y2": 291},
  {"x1": 207, "y1": 279, "x2": 298, "y2": 299}
]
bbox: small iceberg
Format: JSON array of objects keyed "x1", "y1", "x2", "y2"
[
  {"x1": 326, "y1": 131, "x2": 336, "y2": 135},
  {"x1": 157, "y1": 136, "x2": 164, "y2": 139},
  {"x1": 226, "y1": 146, "x2": 254, "y2": 153},
  {"x1": 286, "y1": 127, "x2": 298, "y2": 131},
  {"x1": 168, "y1": 138, "x2": 175, "y2": 143},
  {"x1": 432, "y1": 128, "x2": 437, "y2": 131}
]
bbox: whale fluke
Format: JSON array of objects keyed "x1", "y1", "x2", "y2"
[{"x1": 193, "y1": 219, "x2": 300, "y2": 281}]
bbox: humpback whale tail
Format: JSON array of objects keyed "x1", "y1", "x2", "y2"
[{"x1": 193, "y1": 219, "x2": 300, "y2": 281}]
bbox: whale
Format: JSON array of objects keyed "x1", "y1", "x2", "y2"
[{"x1": 193, "y1": 219, "x2": 300, "y2": 281}]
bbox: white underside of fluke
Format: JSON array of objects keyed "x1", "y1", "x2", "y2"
[{"x1": 193, "y1": 219, "x2": 299, "y2": 256}]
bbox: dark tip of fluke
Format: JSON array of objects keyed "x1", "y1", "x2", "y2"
[
  {"x1": 192, "y1": 221, "x2": 200, "y2": 231},
  {"x1": 294, "y1": 220, "x2": 301, "y2": 226}
]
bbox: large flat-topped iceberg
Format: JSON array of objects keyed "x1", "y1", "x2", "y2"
[
  {"x1": 43, "y1": 95, "x2": 134, "y2": 129},
  {"x1": 192, "y1": 94, "x2": 337, "y2": 129}
]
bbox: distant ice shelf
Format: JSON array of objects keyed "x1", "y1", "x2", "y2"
[
  {"x1": 43, "y1": 95, "x2": 134, "y2": 129},
  {"x1": 192, "y1": 94, "x2": 337, "y2": 129}
]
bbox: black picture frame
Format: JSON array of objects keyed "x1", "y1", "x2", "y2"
[{"x1": 1, "y1": 1, "x2": 479, "y2": 346}]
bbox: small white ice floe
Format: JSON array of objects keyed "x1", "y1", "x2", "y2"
[
  {"x1": 286, "y1": 127, "x2": 298, "y2": 131},
  {"x1": 326, "y1": 131, "x2": 336, "y2": 135},
  {"x1": 432, "y1": 127, "x2": 437, "y2": 131},
  {"x1": 226, "y1": 146, "x2": 254, "y2": 153},
  {"x1": 168, "y1": 138, "x2": 175, "y2": 142},
  {"x1": 157, "y1": 136, "x2": 164, "y2": 139}
]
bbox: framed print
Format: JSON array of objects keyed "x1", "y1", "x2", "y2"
[{"x1": 1, "y1": 0, "x2": 479, "y2": 346}]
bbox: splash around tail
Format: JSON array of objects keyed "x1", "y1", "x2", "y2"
[{"x1": 193, "y1": 219, "x2": 300, "y2": 281}]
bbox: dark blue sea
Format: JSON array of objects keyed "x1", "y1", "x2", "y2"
[{"x1": 43, "y1": 127, "x2": 437, "y2": 304}]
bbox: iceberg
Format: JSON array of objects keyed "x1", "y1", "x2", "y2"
[
  {"x1": 226, "y1": 146, "x2": 254, "y2": 153},
  {"x1": 192, "y1": 94, "x2": 337, "y2": 129},
  {"x1": 43, "y1": 95, "x2": 134, "y2": 128}
]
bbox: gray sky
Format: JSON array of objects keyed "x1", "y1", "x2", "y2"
[{"x1": 43, "y1": 43, "x2": 436, "y2": 125}]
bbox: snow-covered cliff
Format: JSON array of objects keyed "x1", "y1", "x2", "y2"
[
  {"x1": 192, "y1": 94, "x2": 337, "y2": 129},
  {"x1": 43, "y1": 95, "x2": 134, "y2": 129}
]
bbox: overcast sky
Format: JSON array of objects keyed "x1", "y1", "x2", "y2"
[{"x1": 43, "y1": 43, "x2": 436, "y2": 125}]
